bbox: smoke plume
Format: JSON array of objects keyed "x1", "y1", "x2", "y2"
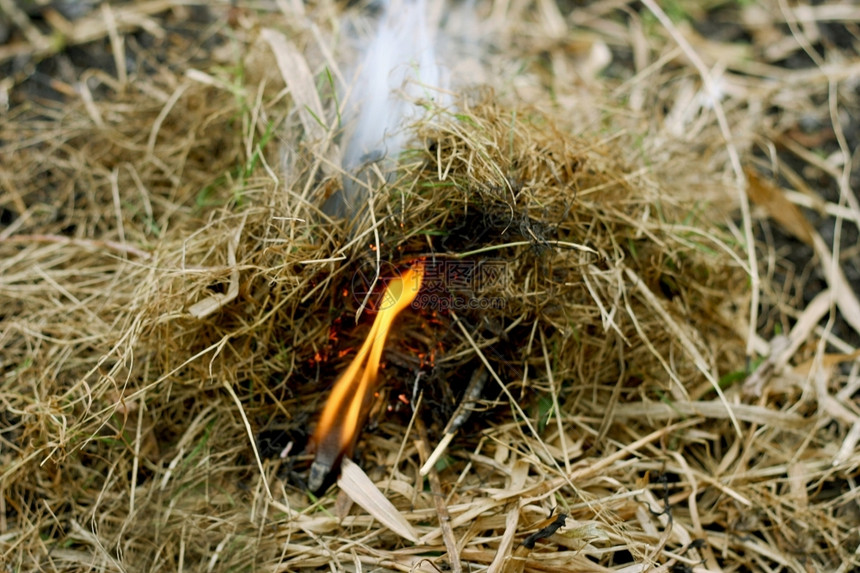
[{"x1": 322, "y1": 0, "x2": 449, "y2": 220}]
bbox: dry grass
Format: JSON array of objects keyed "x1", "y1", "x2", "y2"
[{"x1": 2, "y1": 1, "x2": 859, "y2": 572}]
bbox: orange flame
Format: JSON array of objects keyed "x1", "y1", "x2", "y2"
[{"x1": 309, "y1": 262, "x2": 424, "y2": 490}]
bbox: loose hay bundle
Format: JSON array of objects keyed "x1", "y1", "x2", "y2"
[{"x1": 2, "y1": 2, "x2": 859, "y2": 572}]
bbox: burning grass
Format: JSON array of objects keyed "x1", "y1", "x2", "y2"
[{"x1": 2, "y1": 1, "x2": 860, "y2": 572}]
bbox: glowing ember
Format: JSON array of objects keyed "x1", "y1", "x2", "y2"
[{"x1": 309, "y1": 262, "x2": 425, "y2": 491}]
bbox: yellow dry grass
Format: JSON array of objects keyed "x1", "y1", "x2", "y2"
[{"x1": 1, "y1": 1, "x2": 859, "y2": 572}]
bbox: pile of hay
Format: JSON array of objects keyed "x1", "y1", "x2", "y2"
[{"x1": 2, "y1": 1, "x2": 859, "y2": 572}]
